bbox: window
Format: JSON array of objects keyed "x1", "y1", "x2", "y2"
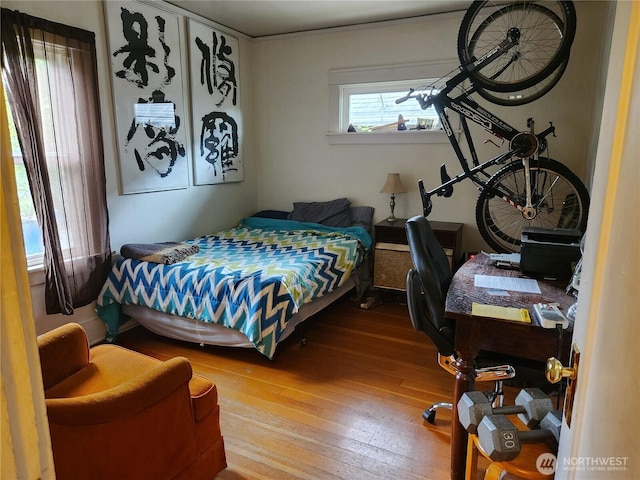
[
  {"x1": 328, "y1": 61, "x2": 459, "y2": 144},
  {"x1": 2, "y1": 8, "x2": 111, "y2": 314},
  {"x1": 341, "y1": 80, "x2": 441, "y2": 133},
  {"x1": 4, "y1": 97, "x2": 44, "y2": 266}
]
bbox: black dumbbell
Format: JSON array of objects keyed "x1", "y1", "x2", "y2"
[
  {"x1": 477, "y1": 410, "x2": 562, "y2": 462},
  {"x1": 458, "y1": 388, "x2": 553, "y2": 433}
]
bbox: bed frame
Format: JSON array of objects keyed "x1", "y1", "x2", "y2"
[{"x1": 122, "y1": 276, "x2": 356, "y2": 349}]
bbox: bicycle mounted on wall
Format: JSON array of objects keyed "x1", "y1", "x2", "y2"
[{"x1": 396, "y1": 0, "x2": 589, "y2": 253}]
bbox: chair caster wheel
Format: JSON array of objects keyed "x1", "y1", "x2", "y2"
[{"x1": 423, "y1": 409, "x2": 436, "y2": 424}]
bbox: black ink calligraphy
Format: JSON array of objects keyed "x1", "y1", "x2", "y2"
[
  {"x1": 126, "y1": 91, "x2": 185, "y2": 178},
  {"x1": 113, "y1": 7, "x2": 175, "y2": 89},
  {"x1": 200, "y1": 112, "x2": 239, "y2": 180},
  {"x1": 195, "y1": 31, "x2": 237, "y2": 107}
]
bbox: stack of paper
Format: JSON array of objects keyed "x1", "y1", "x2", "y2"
[{"x1": 472, "y1": 302, "x2": 531, "y2": 323}]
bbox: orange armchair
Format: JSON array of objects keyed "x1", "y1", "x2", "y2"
[{"x1": 37, "y1": 323, "x2": 226, "y2": 480}]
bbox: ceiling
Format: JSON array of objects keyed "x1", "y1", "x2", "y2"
[{"x1": 167, "y1": 1, "x2": 471, "y2": 38}]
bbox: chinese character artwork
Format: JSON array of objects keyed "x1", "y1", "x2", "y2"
[
  {"x1": 200, "y1": 112, "x2": 239, "y2": 177},
  {"x1": 189, "y1": 20, "x2": 243, "y2": 185},
  {"x1": 105, "y1": 1, "x2": 189, "y2": 194},
  {"x1": 126, "y1": 90, "x2": 186, "y2": 178}
]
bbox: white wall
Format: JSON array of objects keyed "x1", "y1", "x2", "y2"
[
  {"x1": 252, "y1": 2, "x2": 609, "y2": 253},
  {"x1": 3, "y1": 0, "x2": 257, "y2": 341}
]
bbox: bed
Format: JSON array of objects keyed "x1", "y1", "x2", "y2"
[{"x1": 96, "y1": 200, "x2": 374, "y2": 359}]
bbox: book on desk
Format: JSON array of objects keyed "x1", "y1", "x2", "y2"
[{"x1": 471, "y1": 303, "x2": 531, "y2": 323}]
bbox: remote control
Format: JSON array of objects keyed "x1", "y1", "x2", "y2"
[{"x1": 533, "y1": 303, "x2": 569, "y2": 329}]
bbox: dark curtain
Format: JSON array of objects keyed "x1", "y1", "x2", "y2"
[{"x1": 1, "y1": 8, "x2": 111, "y2": 314}]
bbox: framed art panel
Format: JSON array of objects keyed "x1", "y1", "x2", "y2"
[
  {"x1": 188, "y1": 19, "x2": 243, "y2": 185},
  {"x1": 105, "y1": 1, "x2": 190, "y2": 194}
]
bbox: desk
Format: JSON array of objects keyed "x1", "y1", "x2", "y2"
[{"x1": 444, "y1": 252, "x2": 574, "y2": 480}]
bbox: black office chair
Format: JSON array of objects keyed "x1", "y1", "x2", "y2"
[{"x1": 405, "y1": 215, "x2": 516, "y2": 423}]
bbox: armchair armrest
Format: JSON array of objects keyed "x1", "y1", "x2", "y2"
[
  {"x1": 38, "y1": 323, "x2": 90, "y2": 390},
  {"x1": 46, "y1": 356, "x2": 193, "y2": 425}
]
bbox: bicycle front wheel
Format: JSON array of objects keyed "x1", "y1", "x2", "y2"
[
  {"x1": 476, "y1": 157, "x2": 589, "y2": 252},
  {"x1": 458, "y1": 1, "x2": 576, "y2": 94}
]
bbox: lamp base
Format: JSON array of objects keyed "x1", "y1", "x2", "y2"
[{"x1": 387, "y1": 194, "x2": 399, "y2": 223}]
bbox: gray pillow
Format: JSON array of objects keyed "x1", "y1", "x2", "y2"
[
  {"x1": 288, "y1": 198, "x2": 352, "y2": 227},
  {"x1": 350, "y1": 206, "x2": 375, "y2": 233}
]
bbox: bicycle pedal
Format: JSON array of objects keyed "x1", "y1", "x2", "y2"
[
  {"x1": 440, "y1": 164, "x2": 451, "y2": 183},
  {"x1": 437, "y1": 165, "x2": 454, "y2": 197}
]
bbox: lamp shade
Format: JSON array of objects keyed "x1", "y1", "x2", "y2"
[{"x1": 380, "y1": 173, "x2": 407, "y2": 194}]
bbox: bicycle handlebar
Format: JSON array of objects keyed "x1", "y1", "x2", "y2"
[
  {"x1": 395, "y1": 89, "x2": 414, "y2": 104},
  {"x1": 395, "y1": 90, "x2": 435, "y2": 110}
]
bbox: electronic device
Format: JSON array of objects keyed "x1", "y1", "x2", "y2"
[
  {"x1": 533, "y1": 303, "x2": 569, "y2": 329},
  {"x1": 520, "y1": 227, "x2": 582, "y2": 279}
]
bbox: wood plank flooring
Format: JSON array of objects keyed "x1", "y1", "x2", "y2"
[{"x1": 117, "y1": 297, "x2": 519, "y2": 480}]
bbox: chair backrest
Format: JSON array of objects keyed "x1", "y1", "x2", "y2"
[
  {"x1": 405, "y1": 215, "x2": 456, "y2": 356},
  {"x1": 407, "y1": 215, "x2": 452, "y2": 295}
]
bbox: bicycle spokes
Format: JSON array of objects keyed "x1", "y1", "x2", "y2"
[{"x1": 476, "y1": 159, "x2": 588, "y2": 252}]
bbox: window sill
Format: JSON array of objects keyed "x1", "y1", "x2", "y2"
[
  {"x1": 28, "y1": 265, "x2": 46, "y2": 287},
  {"x1": 326, "y1": 130, "x2": 454, "y2": 145}
]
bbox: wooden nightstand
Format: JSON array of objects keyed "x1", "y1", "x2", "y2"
[{"x1": 373, "y1": 219, "x2": 463, "y2": 292}]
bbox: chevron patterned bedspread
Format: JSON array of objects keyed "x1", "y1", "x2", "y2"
[{"x1": 96, "y1": 217, "x2": 371, "y2": 358}]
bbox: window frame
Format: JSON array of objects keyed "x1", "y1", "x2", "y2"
[
  {"x1": 340, "y1": 79, "x2": 442, "y2": 134},
  {"x1": 327, "y1": 60, "x2": 461, "y2": 144}
]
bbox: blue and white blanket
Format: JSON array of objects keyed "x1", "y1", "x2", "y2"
[{"x1": 96, "y1": 217, "x2": 371, "y2": 359}]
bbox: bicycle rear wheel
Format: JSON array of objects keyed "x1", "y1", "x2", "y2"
[
  {"x1": 476, "y1": 157, "x2": 589, "y2": 252},
  {"x1": 458, "y1": 1, "x2": 576, "y2": 94},
  {"x1": 474, "y1": 55, "x2": 569, "y2": 106}
]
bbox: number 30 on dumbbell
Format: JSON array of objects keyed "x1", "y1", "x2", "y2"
[{"x1": 478, "y1": 410, "x2": 562, "y2": 461}]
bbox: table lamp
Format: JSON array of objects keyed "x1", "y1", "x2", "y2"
[{"x1": 380, "y1": 173, "x2": 406, "y2": 222}]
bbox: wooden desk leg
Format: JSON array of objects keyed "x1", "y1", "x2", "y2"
[{"x1": 451, "y1": 361, "x2": 476, "y2": 480}]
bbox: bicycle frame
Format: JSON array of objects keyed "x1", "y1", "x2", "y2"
[{"x1": 405, "y1": 63, "x2": 557, "y2": 217}]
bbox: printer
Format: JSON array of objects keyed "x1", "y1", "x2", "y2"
[{"x1": 520, "y1": 227, "x2": 582, "y2": 279}]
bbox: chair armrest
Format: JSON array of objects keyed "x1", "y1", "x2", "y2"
[
  {"x1": 46, "y1": 356, "x2": 193, "y2": 426},
  {"x1": 38, "y1": 323, "x2": 90, "y2": 390},
  {"x1": 475, "y1": 364, "x2": 516, "y2": 382}
]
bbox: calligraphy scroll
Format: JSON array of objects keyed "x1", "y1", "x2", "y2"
[
  {"x1": 105, "y1": 1, "x2": 189, "y2": 194},
  {"x1": 188, "y1": 19, "x2": 243, "y2": 185}
]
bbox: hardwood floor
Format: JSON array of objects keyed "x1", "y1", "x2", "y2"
[{"x1": 117, "y1": 297, "x2": 517, "y2": 480}]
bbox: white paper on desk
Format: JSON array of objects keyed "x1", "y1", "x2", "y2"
[{"x1": 474, "y1": 274, "x2": 541, "y2": 294}]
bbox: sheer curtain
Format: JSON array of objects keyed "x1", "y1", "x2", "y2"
[{"x1": 1, "y1": 9, "x2": 110, "y2": 314}]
